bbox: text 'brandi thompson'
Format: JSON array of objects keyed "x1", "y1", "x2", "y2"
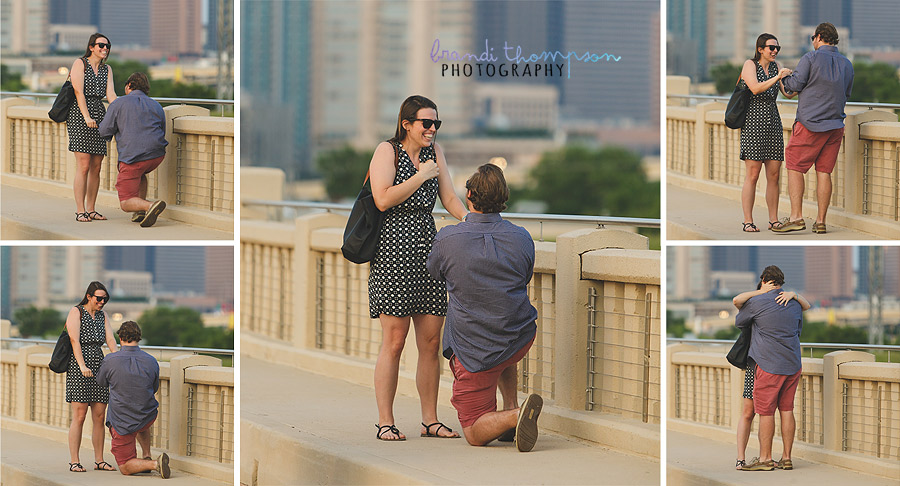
[{"x1": 431, "y1": 39, "x2": 622, "y2": 79}]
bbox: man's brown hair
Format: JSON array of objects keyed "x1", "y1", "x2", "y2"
[
  {"x1": 814, "y1": 22, "x2": 839, "y2": 45},
  {"x1": 759, "y1": 265, "x2": 785, "y2": 286},
  {"x1": 117, "y1": 321, "x2": 142, "y2": 343},
  {"x1": 126, "y1": 72, "x2": 151, "y2": 94},
  {"x1": 466, "y1": 163, "x2": 509, "y2": 213}
]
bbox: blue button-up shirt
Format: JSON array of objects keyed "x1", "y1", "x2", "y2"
[
  {"x1": 96, "y1": 345, "x2": 159, "y2": 435},
  {"x1": 98, "y1": 90, "x2": 168, "y2": 164},
  {"x1": 781, "y1": 45, "x2": 854, "y2": 132},
  {"x1": 735, "y1": 289, "x2": 803, "y2": 375},
  {"x1": 427, "y1": 212, "x2": 538, "y2": 373}
]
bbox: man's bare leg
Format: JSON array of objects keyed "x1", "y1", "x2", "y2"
[
  {"x1": 758, "y1": 414, "x2": 776, "y2": 462},
  {"x1": 461, "y1": 409, "x2": 518, "y2": 446},
  {"x1": 137, "y1": 429, "x2": 151, "y2": 460},
  {"x1": 779, "y1": 410, "x2": 795, "y2": 461},
  {"x1": 786, "y1": 170, "x2": 806, "y2": 221},
  {"x1": 118, "y1": 457, "x2": 157, "y2": 475},
  {"x1": 498, "y1": 366, "x2": 518, "y2": 411},
  {"x1": 815, "y1": 171, "x2": 832, "y2": 224},
  {"x1": 119, "y1": 197, "x2": 152, "y2": 213}
]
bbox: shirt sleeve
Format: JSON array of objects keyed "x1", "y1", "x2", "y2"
[
  {"x1": 426, "y1": 238, "x2": 443, "y2": 281},
  {"x1": 96, "y1": 360, "x2": 110, "y2": 387},
  {"x1": 735, "y1": 298, "x2": 757, "y2": 329},
  {"x1": 782, "y1": 54, "x2": 811, "y2": 93},
  {"x1": 97, "y1": 101, "x2": 117, "y2": 139},
  {"x1": 845, "y1": 64, "x2": 854, "y2": 100}
]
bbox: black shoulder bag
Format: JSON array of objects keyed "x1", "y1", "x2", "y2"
[
  {"x1": 724, "y1": 68, "x2": 751, "y2": 129},
  {"x1": 726, "y1": 327, "x2": 751, "y2": 369},
  {"x1": 48, "y1": 74, "x2": 74, "y2": 123},
  {"x1": 341, "y1": 142, "x2": 399, "y2": 264},
  {"x1": 49, "y1": 306, "x2": 81, "y2": 373}
]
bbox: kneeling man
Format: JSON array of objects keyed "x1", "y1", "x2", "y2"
[
  {"x1": 96, "y1": 321, "x2": 170, "y2": 478},
  {"x1": 98, "y1": 72, "x2": 167, "y2": 227},
  {"x1": 427, "y1": 163, "x2": 542, "y2": 452}
]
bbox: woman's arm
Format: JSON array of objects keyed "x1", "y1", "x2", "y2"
[
  {"x1": 105, "y1": 67, "x2": 117, "y2": 103},
  {"x1": 776, "y1": 63, "x2": 797, "y2": 98},
  {"x1": 733, "y1": 281, "x2": 777, "y2": 309},
  {"x1": 65, "y1": 307, "x2": 92, "y2": 377},
  {"x1": 103, "y1": 311, "x2": 118, "y2": 352},
  {"x1": 433, "y1": 143, "x2": 467, "y2": 221},
  {"x1": 369, "y1": 142, "x2": 438, "y2": 212},
  {"x1": 740, "y1": 60, "x2": 791, "y2": 95},
  {"x1": 776, "y1": 291, "x2": 811, "y2": 311},
  {"x1": 70, "y1": 60, "x2": 96, "y2": 128}
]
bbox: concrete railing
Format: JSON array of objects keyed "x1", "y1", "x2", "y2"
[
  {"x1": 241, "y1": 212, "x2": 662, "y2": 427},
  {"x1": 668, "y1": 344, "x2": 900, "y2": 477},
  {"x1": 0, "y1": 344, "x2": 233, "y2": 481},
  {"x1": 0, "y1": 97, "x2": 233, "y2": 230},
  {"x1": 666, "y1": 76, "x2": 900, "y2": 237}
]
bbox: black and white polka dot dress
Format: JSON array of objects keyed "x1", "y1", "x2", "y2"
[
  {"x1": 368, "y1": 143, "x2": 447, "y2": 318},
  {"x1": 66, "y1": 58, "x2": 108, "y2": 155},
  {"x1": 66, "y1": 305, "x2": 109, "y2": 403},
  {"x1": 739, "y1": 61, "x2": 783, "y2": 162},
  {"x1": 742, "y1": 357, "x2": 756, "y2": 399}
]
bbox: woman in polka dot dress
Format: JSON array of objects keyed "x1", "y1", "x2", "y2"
[
  {"x1": 738, "y1": 33, "x2": 796, "y2": 233},
  {"x1": 367, "y1": 96, "x2": 468, "y2": 441},
  {"x1": 65, "y1": 281, "x2": 118, "y2": 473},
  {"x1": 68, "y1": 33, "x2": 117, "y2": 223},
  {"x1": 731, "y1": 276, "x2": 809, "y2": 469}
]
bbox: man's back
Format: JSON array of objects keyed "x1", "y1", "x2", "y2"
[
  {"x1": 783, "y1": 45, "x2": 854, "y2": 131},
  {"x1": 97, "y1": 346, "x2": 160, "y2": 435},
  {"x1": 98, "y1": 90, "x2": 168, "y2": 164},
  {"x1": 735, "y1": 290, "x2": 803, "y2": 375},
  {"x1": 427, "y1": 213, "x2": 538, "y2": 373}
]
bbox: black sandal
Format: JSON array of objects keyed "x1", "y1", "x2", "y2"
[
  {"x1": 375, "y1": 424, "x2": 406, "y2": 441},
  {"x1": 94, "y1": 460, "x2": 115, "y2": 471},
  {"x1": 87, "y1": 211, "x2": 106, "y2": 221},
  {"x1": 735, "y1": 459, "x2": 746, "y2": 470},
  {"x1": 742, "y1": 222, "x2": 759, "y2": 232},
  {"x1": 421, "y1": 421, "x2": 459, "y2": 438},
  {"x1": 69, "y1": 462, "x2": 86, "y2": 472},
  {"x1": 768, "y1": 220, "x2": 784, "y2": 230},
  {"x1": 75, "y1": 212, "x2": 91, "y2": 222}
]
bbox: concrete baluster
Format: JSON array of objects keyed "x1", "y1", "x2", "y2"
[
  {"x1": 840, "y1": 109, "x2": 896, "y2": 217},
  {"x1": 1, "y1": 98, "x2": 35, "y2": 174},
  {"x1": 159, "y1": 105, "x2": 209, "y2": 205},
  {"x1": 167, "y1": 354, "x2": 221, "y2": 457},
  {"x1": 822, "y1": 350, "x2": 875, "y2": 452},
  {"x1": 666, "y1": 343, "x2": 698, "y2": 419},
  {"x1": 694, "y1": 101, "x2": 726, "y2": 181},
  {"x1": 15, "y1": 345, "x2": 53, "y2": 422}
]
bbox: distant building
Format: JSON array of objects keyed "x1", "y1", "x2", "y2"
[
  {"x1": 105, "y1": 270, "x2": 153, "y2": 299},
  {"x1": 473, "y1": 83, "x2": 558, "y2": 132},
  {"x1": 7, "y1": 247, "x2": 103, "y2": 309},
  {"x1": 668, "y1": 0, "x2": 709, "y2": 82},
  {"x1": 49, "y1": 0, "x2": 98, "y2": 26},
  {"x1": 105, "y1": 247, "x2": 154, "y2": 273},
  {"x1": 849, "y1": 0, "x2": 900, "y2": 49},
  {"x1": 49, "y1": 24, "x2": 98, "y2": 52},
  {"x1": 2, "y1": 0, "x2": 50, "y2": 54},
  {"x1": 757, "y1": 246, "x2": 806, "y2": 292},
  {"x1": 710, "y1": 271, "x2": 757, "y2": 297},
  {"x1": 150, "y1": 0, "x2": 202, "y2": 58},
  {"x1": 667, "y1": 246, "x2": 710, "y2": 299},
  {"x1": 709, "y1": 247, "x2": 757, "y2": 273},
  {"x1": 805, "y1": 247, "x2": 853, "y2": 304},
  {"x1": 97, "y1": 0, "x2": 149, "y2": 49},
  {"x1": 205, "y1": 246, "x2": 234, "y2": 303},
  {"x1": 154, "y1": 247, "x2": 205, "y2": 295}
]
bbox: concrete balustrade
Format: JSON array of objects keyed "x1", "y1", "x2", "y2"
[
  {"x1": 0, "y1": 343, "x2": 233, "y2": 483},
  {"x1": 241, "y1": 211, "x2": 661, "y2": 459},
  {"x1": 668, "y1": 345, "x2": 900, "y2": 479},
  {"x1": 666, "y1": 76, "x2": 900, "y2": 239},
  {"x1": 0, "y1": 97, "x2": 233, "y2": 231}
]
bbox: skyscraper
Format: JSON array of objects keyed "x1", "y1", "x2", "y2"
[
  {"x1": 850, "y1": 0, "x2": 900, "y2": 48},
  {"x1": 757, "y1": 246, "x2": 806, "y2": 292},
  {"x1": 709, "y1": 246, "x2": 757, "y2": 272},
  {"x1": 667, "y1": 0, "x2": 708, "y2": 82},
  {"x1": 667, "y1": 246, "x2": 711, "y2": 299},
  {"x1": 205, "y1": 246, "x2": 234, "y2": 303},
  {"x1": 7, "y1": 247, "x2": 103, "y2": 308},
  {"x1": 805, "y1": 247, "x2": 854, "y2": 303},
  {"x1": 49, "y1": 0, "x2": 98, "y2": 26},
  {"x1": 2, "y1": 0, "x2": 50, "y2": 54},
  {"x1": 98, "y1": 0, "x2": 149, "y2": 48},
  {"x1": 154, "y1": 247, "x2": 206, "y2": 294},
  {"x1": 151, "y1": 0, "x2": 203, "y2": 57}
]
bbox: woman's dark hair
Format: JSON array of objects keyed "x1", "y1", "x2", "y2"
[
  {"x1": 117, "y1": 321, "x2": 142, "y2": 343},
  {"x1": 79, "y1": 281, "x2": 109, "y2": 306},
  {"x1": 83, "y1": 33, "x2": 111, "y2": 61},
  {"x1": 389, "y1": 95, "x2": 438, "y2": 146},
  {"x1": 814, "y1": 22, "x2": 839, "y2": 45},
  {"x1": 126, "y1": 72, "x2": 151, "y2": 94},
  {"x1": 466, "y1": 164, "x2": 509, "y2": 213},
  {"x1": 759, "y1": 265, "x2": 785, "y2": 286},
  {"x1": 752, "y1": 33, "x2": 778, "y2": 62}
]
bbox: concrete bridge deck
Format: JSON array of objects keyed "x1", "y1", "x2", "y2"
[
  {"x1": 667, "y1": 429, "x2": 898, "y2": 486},
  {"x1": 241, "y1": 357, "x2": 661, "y2": 485},
  {"x1": 0, "y1": 428, "x2": 229, "y2": 485},
  {"x1": 666, "y1": 183, "x2": 885, "y2": 241},
  {"x1": 1, "y1": 184, "x2": 233, "y2": 240}
]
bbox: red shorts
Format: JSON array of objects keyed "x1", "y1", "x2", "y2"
[
  {"x1": 785, "y1": 122, "x2": 844, "y2": 174},
  {"x1": 752, "y1": 367, "x2": 801, "y2": 415},
  {"x1": 109, "y1": 418, "x2": 155, "y2": 466},
  {"x1": 449, "y1": 338, "x2": 533, "y2": 428},
  {"x1": 116, "y1": 155, "x2": 165, "y2": 202}
]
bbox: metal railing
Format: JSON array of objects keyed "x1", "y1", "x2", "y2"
[
  {"x1": 667, "y1": 93, "x2": 900, "y2": 112},
  {"x1": 0, "y1": 337, "x2": 234, "y2": 358},
  {"x1": 667, "y1": 338, "x2": 900, "y2": 361},
  {"x1": 0, "y1": 91, "x2": 234, "y2": 116}
]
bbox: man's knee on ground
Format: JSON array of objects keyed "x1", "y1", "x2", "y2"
[{"x1": 461, "y1": 427, "x2": 486, "y2": 447}]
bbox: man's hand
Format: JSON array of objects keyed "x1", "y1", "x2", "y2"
[{"x1": 775, "y1": 291, "x2": 796, "y2": 306}]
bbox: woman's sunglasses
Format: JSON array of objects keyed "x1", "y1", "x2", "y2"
[
  {"x1": 92, "y1": 42, "x2": 111, "y2": 49},
  {"x1": 412, "y1": 119, "x2": 442, "y2": 130},
  {"x1": 92, "y1": 294, "x2": 109, "y2": 302},
  {"x1": 764, "y1": 45, "x2": 781, "y2": 52}
]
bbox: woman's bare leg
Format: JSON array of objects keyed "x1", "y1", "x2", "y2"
[
  {"x1": 68, "y1": 402, "x2": 89, "y2": 466},
  {"x1": 373, "y1": 314, "x2": 410, "y2": 440},
  {"x1": 763, "y1": 160, "x2": 782, "y2": 225},
  {"x1": 741, "y1": 160, "x2": 763, "y2": 227},
  {"x1": 412, "y1": 314, "x2": 458, "y2": 437}
]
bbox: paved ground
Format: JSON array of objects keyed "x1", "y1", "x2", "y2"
[
  {"x1": 666, "y1": 184, "x2": 884, "y2": 241},
  {"x1": 0, "y1": 428, "x2": 228, "y2": 486},
  {"x1": 667, "y1": 430, "x2": 898, "y2": 486},
  {"x1": 1, "y1": 185, "x2": 232, "y2": 240},
  {"x1": 241, "y1": 357, "x2": 661, "y2": 485}
]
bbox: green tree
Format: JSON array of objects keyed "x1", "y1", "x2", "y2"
[
  {"x1": 713, "y1": 327, "x2": 740, "y2": 340},
  {"x1": 800, "y1": 321, "x2": 868, "y2": 344},
  {"x1": 137, "y1": 307, "x2": 233, "y2": 349},
  {"x1": 516, "y1": 145, "x2": 660, "y2": 218},
  {"x1": 710, "y1": 62, "x2": 742, "y2": 95},
  {"x1": 1, "y1": 64, "x2": 27, "y2": 92},
  {"x1": 13, "y1": 307, "x2": 64, "y2": 338},
  {"x1": 848, "y1": 61, "x2": 900, "y2": 105},
  {"x1": 105, "y1": 59, "x2": 151, "y2": 94},
  {"x1": 316, "y1": 145, "x2": 374, "y2": 201},
  {"x1": 667, "y1": 311, "x2": 687, "y2": 338}
]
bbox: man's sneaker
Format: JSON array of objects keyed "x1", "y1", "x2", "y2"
[
  {"x1": 772, "y1": 219, "x2": 806, "y2": 233},
  {"x1": 514, "y1": 394, "x2": 543, "y2": 452},
  {"x1": 140, "y1": 200, "x2": 166, "y2": 228},
  {"x1": 155, "y1": 453, "x2": 170, "y2": 479},
  {"x1": 741, "y1": 457, "x2": 775, "y2": 471},
  {"x1": 131, "y1": 211, "x2": 146, "y2": 223},
  {"x1": 497, "y1": 427, "x2": 515, "y2": 442},
  {"x1": 775, "y1": 458, "x2": 793, "y2": 470}
]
